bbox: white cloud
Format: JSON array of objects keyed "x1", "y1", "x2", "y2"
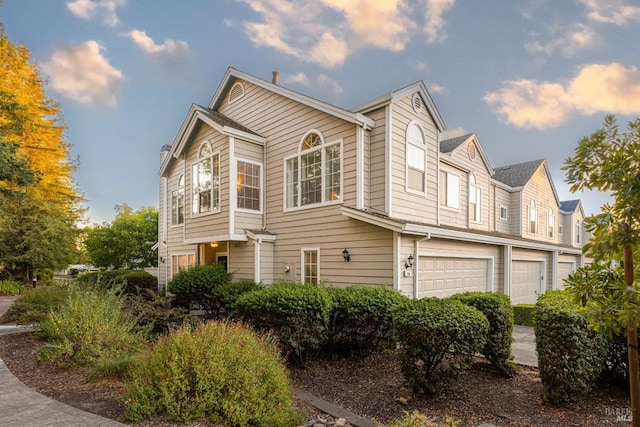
[
  {"x1": 484, "y1": 63, "x2": 640, "y2": 129},
  {"x1": 66, "y1": 0, "x2": 126, "y2": 27},
  {"x1": 526, "y1": 23, "x2": 597, "y2": 57},
  {"x1": 580, "y1": 0, "x2": 640, "y2": 24},
  {"x1": 422, "y1": 0, "x2": 455, "y2": 43},
  {"x1": 427, "y1": 82, "x2": 446, "y2": 94},
  {"x1": 237, "y1": 0, "x2": 456, "y2": 68},
  {"x1": 284, "y1": 72, "x2": 311, "y2": 86},
  {"x1": 126, "y1": 30, "x2": 190, "y2": 57},
  {"x1": 41, "y1": 41, "x2": 123, "y2": 108},
  {"x1": 317, "y1": 74, "x2": 344, "y2": 98},
  {"x1": 440, "y1": 127, "x2": 466, "y2": 140}
]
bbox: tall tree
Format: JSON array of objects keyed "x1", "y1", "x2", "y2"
[
  {"x1": 84, "y1": 205, "x2": 158, "y2": 270},
  {"x1": 0, "y1": 29, "x2": 82, "y2": 282},
  {"x1": 562, "y1": 115, "x2": 640, "y2": 427}
]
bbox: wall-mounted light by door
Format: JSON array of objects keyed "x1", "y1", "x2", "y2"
[
  {"x1": 210, "y1": 242, "x2": 219, "y2": 248},
  {"x1": 405, "y1": 254, "x2": 414, "y2": 269},
  {"x1": 342, "y1": 248, "x2": 351, "y2": 262}
]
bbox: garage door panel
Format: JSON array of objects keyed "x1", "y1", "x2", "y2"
[
  {"x1": 511, "y1": 261, "x2": 543, "y2": 304},
  {"x1": 557, "y1": 262, "x2": 575, "y2": 289},
  {"x1": 418, "y1": 256, "x2": 489, "y2": 299}
]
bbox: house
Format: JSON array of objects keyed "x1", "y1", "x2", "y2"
[{"x1": 157, "y1": 67, "x2": 587, "y2": 304}]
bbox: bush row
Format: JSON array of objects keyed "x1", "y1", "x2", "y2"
[
  {"x1": 77, "y1": 269, "x2": 158, "y2": 294},
  {"x1": 534, "y1": 290, "x2": 637, "y2": 404}
]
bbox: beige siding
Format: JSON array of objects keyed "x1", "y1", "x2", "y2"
[
  {"x1": 510, "y1": 192, "x2": 522, "y2": 235},
  {"x1": 521, "y1": 167, "x2": 560, "y2": 244},
  {"x1": 365, "y1": 107, "x2": 386, "y2": 213},
  {"x1": 494, "y1": 186, "x2": 512, "y2": 234},
  {"x1": 438, "y1": 163, "x2": 466, "y2": 228},
  {"x1": 260, "y1": 241, "x2": 274, "y2": 284},
  {"x1": 389, "y1": 95, "x2": 438, "y2": 224},
  {"x1": 229, "y1": 241, "x2": 254, "y2": 281}
]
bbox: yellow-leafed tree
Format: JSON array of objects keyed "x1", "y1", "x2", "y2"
[{"x1": 0, "y1": 28, "x2": 82, "y2": 283}]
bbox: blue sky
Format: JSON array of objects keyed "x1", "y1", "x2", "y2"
[{"x1": 3, "y1": 0, "x2": 639, "y2": 224}]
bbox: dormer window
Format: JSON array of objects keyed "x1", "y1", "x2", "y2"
[
  {"x1": 285, "y1": 130, "x2": 342, "y2": 209},
  {"x1": 406, "y1": 122, "x2": 426, "y2": 194}
]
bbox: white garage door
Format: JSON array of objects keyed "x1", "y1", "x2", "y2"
[
  {"x1": 418, "y1": 256, "x2": 489, "y2": 299},
  {"x1": 556, "y1": 262, "x2": 575, "y2": 289},
  {"x1": 511, "y1": 260, "x2": 544, "y2": 304}
]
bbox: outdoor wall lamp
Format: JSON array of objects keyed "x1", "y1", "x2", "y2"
[
  {"x1": 159, "y1": 256, "x2": 166, "y2": 264},
  {"x1": 342, "y1": 248, "x2": 351, "y2": 262},
  {"x1": 405, "y1": 254, "x2": 414, "y2": 269}
]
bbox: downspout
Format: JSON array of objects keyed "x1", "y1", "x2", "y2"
[
  {"x1": 229, "y1": 136, "x2": 236, "y2": 237},
  {"x1": 263, "y1": 139, "x2": 267, "y2": 230},
  {"x1": 385, "y1": 105, "x2": 392, "y2": 216},
  {"x1": 436, "y1": 134, "x2": 441, "y2": 226},
  {"x1": 356, "y1": 124, "x2": 364, "y2": 210},
  {"x1": 254, "y1": 238, "x2": 261, "y2": 283}
]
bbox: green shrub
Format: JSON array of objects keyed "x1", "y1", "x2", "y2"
[
  {"x1": 213, "y1": 279, "x2": 262, "y2": 318},
  {"x1": 0, "y1": 280, "x2": 25, "y2": 296},
  {"x1": 327, "y1": 285, "x2": 407, "y2": 358},
  {"x1": 167, "y1": 264, "x2": 232, "y2": 318},
  {"x1": 117, "y1": 271, "x2": 158, "y2": 294},
  {"x1": 3, "y1": 283, "x2": 73, "y2": 325},
  {"x1": 123, "y1": 321, "x2": 302, "y2": 426},
  {"x1": 38, "y1": 287, "x2": 148, "y2": 368},
  {"x1": 450, "y1": 291, "x2": 515, "y2": 376},
  {"x1": 123, "y1": 289, "x2": 197, "y2": 339},
  {"x1": 535, "y1": 290, "x2": 607, "y2": 404},
  {"x1": 234, "y1": 282, "x2": 333, "y2": 365},
  {"x1": 513, "y1": 304, "x2": 536, "y2": 327},
  {"x1": 392, "y1": 298, "x2": 488, "y2": 395}
]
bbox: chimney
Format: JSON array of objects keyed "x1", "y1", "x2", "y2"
[{"x1": 272, "y1": 71, "x2": 280, "y2": 85}]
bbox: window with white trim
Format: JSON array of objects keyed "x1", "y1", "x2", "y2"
[
  {"x1": 439, "y1": 170, "x2": 459, "y2": 209},
  {"x1": 547, "y1": 207, "x2": 555, "y2": 238},
  {"x1": 237, "y1": 160, "x2": 261, "y2": 211},
  {"x1": 499, "y1": 205, "x2": 508, "y2": 221},
  {"x1": 575, "y1": 220, "x2": 581, "y2": 244},
  {"x1": 559, "y1": 224, "x2": 563, "y2": 235},
  {"x1": 171, "y1": 253, "x2": 195, "y2": 279},
  {"x1": 192, "y1": 142, "x2": 219, "y2": 214},
  {"x1": 469, "y1": 173, "x2": 481, "y2": 222},
  {"x1": 285, "y1": 131, "x2": 341, "y2": 209},
  {"x1": 171, "y1": 175, "x2": 185, "y2": 225},
  {"x1": 302, "y1": 249, "x2": 319, "y2": 285},
  {"x1": 528, "y1": 199, "x2": 538, "y2": 234},
  {"x1": 406, "y1": 123, "x2": 426, "y2": 193}
]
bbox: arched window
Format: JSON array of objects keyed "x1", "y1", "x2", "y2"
[
  {"x1": 575, "y1": 220, "x2": 582, "y2": 244},
  {"x1": 406, "y1": 123, "x2": 426, "y2": 193},
  {"x1": 192, "y1": 141, "x2": 219, "y2": 214},
  {"x1": 547, "y1": 207, "x2": 555, "y2": 238},
  {"x1": 528, "y1": 199, "x2": 538, "y2": 234},
  {"x1": 171, "y1": 174, "x2": 185, "y2": 225},
  {"x1": 285, "y1": 130, "x2": 342, "y2": 209},
  {"x1": 469, "y1": 173, "x2": 481, "y2": 222}
]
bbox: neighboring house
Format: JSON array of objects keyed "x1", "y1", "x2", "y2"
[{"x1": 157, "y1": 67, "x2": 587, "y2": 304}]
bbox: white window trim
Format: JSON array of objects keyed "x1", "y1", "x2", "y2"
[
  {"x1": 170, "y1": 252, "x2": 196, "y2": 280},
  {"x1": 235, "y1": 157, "x2": 263, "y2": 214},
  {"x1": 301, "y1": 247, "x2": 320, "y2": 284},
  {"x1": 499, "y1": 205, "x2": 508, "y2": 222},
  {"x1": 440, "y1": 169, "x2": 460, "y2": 210},
  {"x1": 283, "y1": 131, "x2": 343, "y2": 212},
  {"x1": 191, "y1": 141, "x2": 221, "y2": 217},
  {"x1": 547, "y1": 208, "x2": 555, "y2": 239},
  {"x1": 405, "y1": 121, "x2": 427, "y2": 196},
  {"x1": 575, "y1": 220, "x2": 582, "y2": 244},
  {"x1": 527, "y1": 200, "x2": 538, "y2": 235},
  {"x1": 469, "y1": 173, "x2": 481, "y2": 223},
  {"x1": 170, "y1": 174, "x2": 185, "y2": 228}
]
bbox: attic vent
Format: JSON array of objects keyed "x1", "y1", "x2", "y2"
[
  {"x1": 412, "y1": 93, "x2": 423, "y2": 114},
  {"x1": 228, "y1": 82, "x2": 245, "y2": 105}
]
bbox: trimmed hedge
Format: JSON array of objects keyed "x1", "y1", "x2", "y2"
[
  {"x1": 214, "y1": 280, "x2": 262, "y2": 319},
  {"x1": 234, "y1": 283, "x2": 333, "y2": 366},
  {"x1": 167, "y1": 264, "x2": 233, "y2": 318},
  {"x1": 450, "y1": 291, "x2": 515, "y2": 376},
  {"x1": 392, "y1": 297, "x2": 489, "y2": 395},
  {"x1": 117, "y1": 271, "x2": 158, "y2": 294},
  {"x1": 513, "y1": 304, "x2": 535, "y2": 327},
  {"x1": 535, "y1": 290, "x2": 607, "y2": 404},
  {"x1": 327, "y1": 286, "x2": 407, "y2": 358}
]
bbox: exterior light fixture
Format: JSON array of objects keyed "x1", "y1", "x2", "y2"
[
  {"x1": 210, "y1": 242, "x2": 219, "y2": 248},
  {"x1": 405, "y1": 254, "x2": 414, "y2": 269},
  {"x1": 342, "y1": 248, "x2": 351, "y2": 262},
  {"x1": 159, "y1": 256, "x2": 165, "y2": 264}
]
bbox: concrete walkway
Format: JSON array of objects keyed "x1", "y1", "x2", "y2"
[{"x1": 0, "y1": 295, "x2": 538, "y2": 426}]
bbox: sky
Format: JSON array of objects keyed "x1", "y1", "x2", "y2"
[{"x1": 2, "y1": 0, "x2": 639, "y2": 224}]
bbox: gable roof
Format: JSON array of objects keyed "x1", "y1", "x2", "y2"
[
  {"x1": 159, "y1": 103, "x2": 266, "y2": 177},
  {"x1": 559, "y1": 199, "x2": 585, "y2": 217},
  {"x1": 209, "y1": 67, "x2": 375, "y2": 129},
  {"x1": 492, "y1": 159, "x2": 545, "y2": 188},
  {"x1": 350, "y1": 81, "x2": 445, "y2": 132},
  {"x1": 439, "y1": 133, "x2": 494, "y2": 175}
]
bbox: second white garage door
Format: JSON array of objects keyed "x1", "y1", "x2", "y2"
[
  {"x1": 556, "y1": 262, "x2": 576, "y2": 289},
  {"x1": 417, "y1": 256, "x2": 490, "y2": 299},
  {"x1": 511, "y1": 260, "x2": 544, "y2": 304}
]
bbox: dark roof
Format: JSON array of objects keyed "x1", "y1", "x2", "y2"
[
  {"x1": 195, "y1": 104, "x2": 263, "y2": 137},
  {"x1": 440, "y1": 134, "x2": 473, "y2": 154},
  {"x1": 492, "y1": 159, "x2": 545, "y2": 187},
  {"x1": 559, "y1": 200, "x2": 580, "y2": 213}
]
